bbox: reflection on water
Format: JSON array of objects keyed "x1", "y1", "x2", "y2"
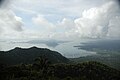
[{"x1": 0, "y1": 39, "x2": 96, "y2": 58}]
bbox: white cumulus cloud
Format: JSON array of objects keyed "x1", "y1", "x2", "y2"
[
  {"x1": 1, "y1": 0, "x2": 120, "y2": 40},
  {"x1": 32, "y1": 15, "x2": 55, "y2": 32},
  {"x1": 74, "y1": 1, "x2": 120, "y2": 38},
  {"x1": 0, "y1": 9, "x2": 23, "y2": 34}
]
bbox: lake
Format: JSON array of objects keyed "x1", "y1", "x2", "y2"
[
  {"x1": 0, "y1": 40, "x2": 96, "y2": 58},
  {"x1": 0, "y1": 39, "x2": 119, "y2": 58}
]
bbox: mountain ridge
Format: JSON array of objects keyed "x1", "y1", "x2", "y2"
[{"x1": 0, "y1": 46, "x2": 69, "y2": 64}]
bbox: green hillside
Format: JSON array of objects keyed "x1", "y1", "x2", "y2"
[
  {"x1": 70, "y1": 51, "x2": 120, "y2": 70},
  {"x1": 0, "y1": 47, "x2": 69, "y2": 64}
]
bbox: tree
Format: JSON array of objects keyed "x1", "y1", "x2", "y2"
[{"x1": 33, "y1": 56, "x2": 51, "y2": 79}]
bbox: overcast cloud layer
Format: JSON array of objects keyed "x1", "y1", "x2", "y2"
[{"x1": 0, "y1": 0, "x2": 120, "y2": 40}]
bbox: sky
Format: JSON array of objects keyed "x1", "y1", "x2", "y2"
[{"x1": 0, "y1": 0, "x2": 120, "y2": 40}]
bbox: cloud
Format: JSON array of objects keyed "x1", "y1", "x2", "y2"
[
  {"x1": 1, "y1": 0, "x2": 120, "y2": 40},
  {"x1": 0, "y1": 9, "x2": 23, "y2": 34},
  {"x1": 58, "y1": 18, "x2": 75, "y2": 31},
  {"x1": 51, "y1": 0, "x2": 120, "y2": 39},
  {"x1": 32, "y1": 15, "x2": 55, "y2": 30},
  {"x1": 108, "y1": 16, "x2": 120, "y2": 37},
  {"x1": 0, "y1": 0, "x2": 10, "y2": 8},
  {"x1": 117, "y1": 0, "x2": 120, "y2": 5},
  {"x1": 0, "y1": 0, "x2": 4, "y2": 6},
  {"x1": 12, "y1": 0, "x2": 104, "y2": 17},
  {"x1": 74, "y1": 1, "x2": 120, "y2": 38},
  {"x1": 0, "y1": 0, "x2": 24, "y2": 38},
  {"x1": 30, "y1": 0, "x2": 120, "y2": 40}
]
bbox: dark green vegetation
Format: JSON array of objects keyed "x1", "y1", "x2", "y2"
[
  {"x1": 70, "y1": 50, "x2": 120, "y2": 70},
  {"x1": 0, "y1": 60, "x2": 120, "y2": 80},
  {"x1": 0, "y1": 47, "x2": 69, "y2": 64},
  {"x1": 73, "y1": 39, "x2": 120, "y2": 70},
  {"x1": 0, "y1": 47, "x2": 120, "y2": 80}
]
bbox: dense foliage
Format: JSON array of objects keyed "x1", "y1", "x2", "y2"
[
  {"x1": 0, "y1": 59, "x2": 120, "y2": 80},
  {"x1": 70, "y1": 51, "x2": 120, "y2": 70}
]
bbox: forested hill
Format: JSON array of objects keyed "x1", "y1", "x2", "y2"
[
  {"x1": 0, "y1": 61, "x2": 120, "y2": 80},
  {"x1": 0, "y1": 47, "x2": 120, "y2": 80},
  {"x1": 0, "y1": 47, "x2": 69, "y2": 64}
]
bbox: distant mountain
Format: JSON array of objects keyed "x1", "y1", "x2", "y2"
[
  {"x1": 13, "y1": 39, "x2": 69, "y2": 47},
  {"x1": 0, "y1": 47, "x2": 69, "y2": 64}
]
